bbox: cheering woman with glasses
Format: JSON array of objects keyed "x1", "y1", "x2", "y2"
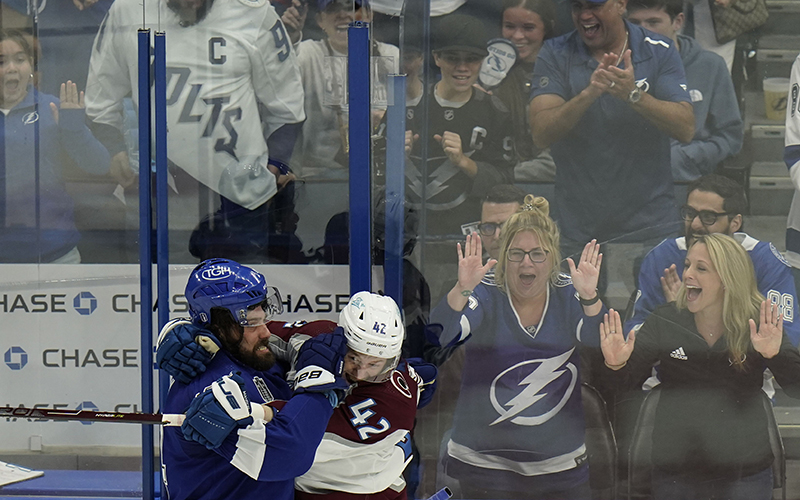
[{"x1": 429, "y1": 194, "x2": 605, "y2": 499}]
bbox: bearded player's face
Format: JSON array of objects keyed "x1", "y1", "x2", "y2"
[{"x1": 168, "y1": 0, "x2": 213, "y2": 26}]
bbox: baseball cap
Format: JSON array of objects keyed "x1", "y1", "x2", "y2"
[
  {"x1": 433, "y1": 14, "x2": 488, "y2": 57},
  {"x1": 318, "y1": 0, "x2": 369, "y2": 11}
]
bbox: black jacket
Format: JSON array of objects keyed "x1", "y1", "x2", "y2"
[{"x1": 602, "y1": 303, "x2": 800, "y2": 479}]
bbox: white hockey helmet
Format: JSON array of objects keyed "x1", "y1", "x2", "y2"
[{"x1": 339, "y1": 292, "x2": 404, "y2": 382}]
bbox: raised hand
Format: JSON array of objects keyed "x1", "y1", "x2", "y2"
[
  {"x1": 447, "y1": 233, "x2": 496, "y2": 311},
  {"x1": 434, "y1": 131, "x2": 471, "y2": 173},
  {"x1": 600, "y1": 309, "x2": 635, "y2": 369},
  {"x1": 457, "y1": 233, "x2": 496, "y2": 292},
  {"x1": 281, "y1": 0, "x2": 307, "y2": 44},
  {"x1": 588, "y1": 56, "x2": 613, "y2": 97},
  {"x1": 49, "y1": 81, "x2": 85, "y2": 123},
  {"x1": 405, "y1": 129, "x2": 419, "y2": 154},
  {"x1": 750, "y1": 300, "x2": 784, "y2": 359},
  {"x1": 598, "y1": 49, "x2": 636, "y2": 101},
  {"x1": 660, "y1": 264, "x2": 681, "y2": 303},
  {"x1": 567, "y1": 239, "x2": 602, "y2": 300}
]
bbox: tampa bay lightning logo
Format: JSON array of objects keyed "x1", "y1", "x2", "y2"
[
  {"x1": 489, "y1": 348, "x2": 577, "y2": 426},
  {"x1": 22, "y1": 112, "x2": 39, "y2": 124}
]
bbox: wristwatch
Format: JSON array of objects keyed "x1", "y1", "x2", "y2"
[{"x1": 628, "y1": 86, "x2": 642, "y2": 104}]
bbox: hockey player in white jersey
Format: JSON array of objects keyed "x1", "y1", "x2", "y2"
[
  {"x1": 85, "y1": 0, "x2": 304, "y2": 222},
  {"x1": 786, "y1": 53, "x2": 800, "y2": 294}
]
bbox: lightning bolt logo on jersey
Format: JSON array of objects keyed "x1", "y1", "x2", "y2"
[
  {"x1": 85, "y1": 0, "x2": 305, "y2": 210},
  {"x1": 490, "y1": 348, "x2": 577, "y2": 426}
]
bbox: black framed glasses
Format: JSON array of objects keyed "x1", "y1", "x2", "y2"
[
  {"x1": 507, "y1": 248, "x2": 549, "y2": 263},
  {"x1": 478, "y1": 222, "x2": 502, "y2": 236},
  {"x1": 680, "y1": 206, "x2": 733, "y2": 226}
]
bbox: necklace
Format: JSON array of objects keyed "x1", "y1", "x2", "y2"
[{"x1": 614, "y1": 30, "x2": 629, "y2": 67}]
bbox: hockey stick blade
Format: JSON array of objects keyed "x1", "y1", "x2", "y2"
[{"x1": 0, "y1": 407, "x2": 184, "y2": 426}]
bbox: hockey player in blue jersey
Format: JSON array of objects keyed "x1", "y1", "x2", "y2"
[
  {"x1": 627, "y1": 174, "x2": 799, "y2": 346},
  {"x1": 430, "y1": 194, "x2": 606, "y2": 499},
  {"x1": 159, "y1": 258, "x2": 349, "y2": 500}
]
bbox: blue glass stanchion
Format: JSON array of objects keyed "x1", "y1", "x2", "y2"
[
  {"x1": 137, "y1": 28, "x2": 155, "y2": 500},
  {"x1": 154, "y1": 30, "x2": 169, "y2": 407},
  {"x1": 348, "y1": 21, "x2": 372, "y2": 294},
  {"x1": 154, "y1": 30, "x2": 169, "y2": 498}
]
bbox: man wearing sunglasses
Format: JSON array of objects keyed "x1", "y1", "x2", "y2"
[{"x1": 626, "y1": 174, "x2": 799, "y2": 347}]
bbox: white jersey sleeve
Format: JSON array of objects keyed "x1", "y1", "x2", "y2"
[
  {"x1": 785, "y1": 54, "x2": 800, "y2": 268},
  {"x1": 787, "y1": 54, "x2": 800, "y2": 188},
  {"x1": 85, "y1": 2, "x2": 136, "y2": 136},
  {"x1": 249, "y1": 7, "x2": 305, "y2": 138}
]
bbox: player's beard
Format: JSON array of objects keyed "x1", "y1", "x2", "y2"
[
  {"x1": 218, "y1": 331, "x2": 276, "y2": 371},
  {"x1": 167, "y1": 0, "x2": 214, "y2": 26},
  {"x1": 235, "y1": 338, "x2": 276, "y2": 372}
]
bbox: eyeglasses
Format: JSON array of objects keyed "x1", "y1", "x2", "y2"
[
  {"x1": 507, "y1": 248, "x2": 549, "y2": 263},
  {"x1": 478, "y1": 222, "x2": 502, "y2": 236},
  {"x1": 680, "y1": 206, "x2": 733, "y2": 226},
  {"x1": 439, "y1": 52, "x2": 484, "y2": 65}
]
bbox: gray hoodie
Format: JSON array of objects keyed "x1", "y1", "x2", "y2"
[{"x1": 671, "y1": 34, "x2": 743, "y2": 182}]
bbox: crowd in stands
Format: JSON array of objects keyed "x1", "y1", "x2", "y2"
[{"x1": 3, "y1": 0, "x2": 800, "y2": 497}]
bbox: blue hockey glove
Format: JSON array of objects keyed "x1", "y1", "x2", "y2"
[
  {"x1": 156, "y1": 319, "x2": 221, "y2": 384},
  {"x1": 406, "y1": 358, "x2": 438, "y2": 408},
  {"x1": 182, "y1": 373, "x2": 254, "y2": 449},
  {"x1": 294, "y1": 327, "x2": 350, "y2": 406}
]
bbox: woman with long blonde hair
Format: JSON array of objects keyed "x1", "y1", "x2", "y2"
[
  {"x1": 429, "y1": 194, "x2": 605, "y2": 499},
  {"x1": 601, "y1": 233, "x2": 800, "y2": 499}
]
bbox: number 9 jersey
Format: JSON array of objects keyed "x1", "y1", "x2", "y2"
[{"x1": 85, "y1": 0, "x2": 305, "y2": 210}]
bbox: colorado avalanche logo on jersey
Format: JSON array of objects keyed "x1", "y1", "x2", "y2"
[
  {"x1": 489, "y1": 348, "x2": 577, "y2": 426},
  {"x1": 391, "y1": 371, "x2": 413, "y2": 399}
]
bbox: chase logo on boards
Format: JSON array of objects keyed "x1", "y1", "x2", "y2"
[
  {"x1": 73, "y1": 292, "x2": 97, "y2": 315},
  {"x1": 4, "y1": 347, "x2": 27, "y2": 370},
  {"x1": 0, "y1": 291, "x2": 97, "y2": 314}
]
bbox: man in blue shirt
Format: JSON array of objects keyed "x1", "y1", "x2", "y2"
[
  {"x1": 627, "y1": 174, "x2": 799, "y2": 347},
  {"x1": 626, "y1": 0, "x2": 743, "y2": 183},
  {"x1": 529, "y1": 0, "x2": 694, "y2": 291}
]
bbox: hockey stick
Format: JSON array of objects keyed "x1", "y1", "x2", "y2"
[{"x1": 0, "y1": 407, "x2": 185, "y2": 426}]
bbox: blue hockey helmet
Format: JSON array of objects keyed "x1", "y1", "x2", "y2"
[{"x1": 185, "y1": 258, "x2": 283, "y2": 327}]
